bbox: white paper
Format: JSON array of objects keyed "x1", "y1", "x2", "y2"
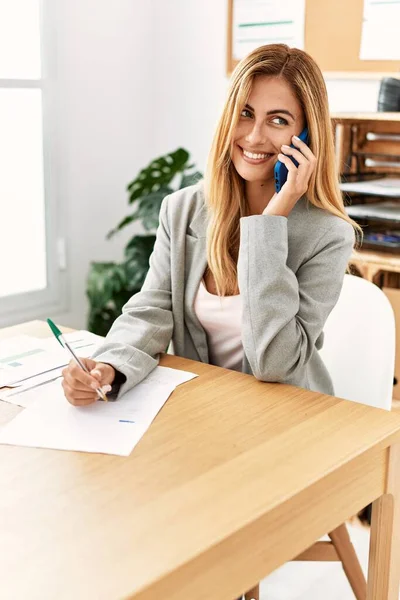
[
  {"x1": 232, "y1": 0, "x2": 305, "y2": 61},
  {"x1": 0, "y1": 334, "x2": 47, "y2": 387},
  {"x1": 340, "y1": 177, "x2": 400, "y2": 197},
  {"x1": 0, "y1": 369, "x2": 63, "y2": 406},
  {"x1": 345, "y1": 200, "x2": 400, "y2": 220},
  {"x1": 360, "y1": 0, "x2": 400, "y2": 60},
  {"x1": 0, "y1": 366, "x2": 198, "y2": 456},
  {"x1": 0, "y1": 330, "x2": 103, "y2": 388}
]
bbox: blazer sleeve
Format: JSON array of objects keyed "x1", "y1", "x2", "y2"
[
  {"x1": 91, "y1": 196, "x2": 174, "y2": 398},
  {"x1": 237, "y1": 214, "x2": 355, "y2": 382}
]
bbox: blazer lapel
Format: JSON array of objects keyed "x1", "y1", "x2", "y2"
[{"x1": 184, "y1": 203, "x2": 209, "y2": 363}]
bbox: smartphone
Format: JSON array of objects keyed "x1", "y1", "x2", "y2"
[{"x1": 274, "y1": 127, "x2": 309, "y2": 193}]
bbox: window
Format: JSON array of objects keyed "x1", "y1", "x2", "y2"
[{"x1": 0, "y1": 0, "x2": 66, "y2": 325}]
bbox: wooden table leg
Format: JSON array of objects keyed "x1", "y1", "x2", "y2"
[
  {"x1": 367, "y1": 444, "x2": 400, "y2": 600},
  {"x1": 329, "y1": 524, "x2": 366, "y2": 600}
]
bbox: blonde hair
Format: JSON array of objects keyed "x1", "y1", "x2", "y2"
[{"x1": 204, "y1": 44, "x2": 361, "y2": 296}]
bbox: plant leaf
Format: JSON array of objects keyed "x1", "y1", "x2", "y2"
[
  {"x1": 88, "y1": 147, "x2": 204, "y2": 335},
  {"x1": 126, "y1": 149, "x2": 190, "y2": 204},
  {"x1": 124, "y1": 234, "x2": 156, "y2": 261},
  {"x1": 107, "y1": 187, "x2": 172, "y2": 238},
  {"x1": 106, "y1": 213, "x2": 140, "y2": 240},
  {"x1": 124, "y1": 234, "x2": 156, "y2": 289},
  {"x1": 180, "y1": 171, "x2": 203, "y2": 189},
  {"x1": 135, "y1": 192, "x2": 164, "y2": 231}
]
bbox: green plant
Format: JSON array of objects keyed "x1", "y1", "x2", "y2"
[{"x1": 86, "y1": 148, "x2": 202, "y2": 336}]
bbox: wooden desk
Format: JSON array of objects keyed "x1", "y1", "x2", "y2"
[{"x1": 1, "y1": 321, "x2": 400, "y2": 600}]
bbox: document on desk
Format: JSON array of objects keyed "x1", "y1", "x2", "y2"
[
  {"x1": 0, "y1": 366, "x2": 197, "y2": 456},
  {"x1": 0, "y1": 372, "x2": 65, "y2": 407},
  {"x1": 0, "y1": 335, "x2": 44, "y2": 388},
  {"x1": 0, "y1": 330, "x2": 103, "y2": 390}
]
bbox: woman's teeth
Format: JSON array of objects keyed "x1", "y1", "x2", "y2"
[{"x1": 242, "y1": 149, "x2": 272, "y2": 160}]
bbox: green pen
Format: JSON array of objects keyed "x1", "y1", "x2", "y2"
[{"x1": 47, "y1": 318, "x2": 108, "y2": 402}]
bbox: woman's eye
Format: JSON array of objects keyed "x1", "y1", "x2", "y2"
[
  {"x1": 271, "y1": 116, "x2": 289, "y2": 126},
  {"x1": 240, "y1": 109, "x2": 253, "y2": 118}
]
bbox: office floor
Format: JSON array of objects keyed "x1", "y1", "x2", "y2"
[{"x1": 259, "y1": 520, "x2": 370, "y2": 600}]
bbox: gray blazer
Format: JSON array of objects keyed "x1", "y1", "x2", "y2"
[{"x1": 92, "y1": 183, "x2": 355, "y2": 398}]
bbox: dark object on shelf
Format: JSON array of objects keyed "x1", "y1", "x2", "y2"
[
  {"x1": 377, "y1": 77, "x2": 400, "y2": 112},
  {"x1": 363, "y1": 230, "x2": 400, "y2": 249}
]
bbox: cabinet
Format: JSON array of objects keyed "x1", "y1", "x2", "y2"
[{"x1": 332, "y1": 113, "x2": 400, "y2": 400}]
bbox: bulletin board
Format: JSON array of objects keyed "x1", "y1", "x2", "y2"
[{"x1": 227, "y1": 0, "x2": 400, "y2": 77}]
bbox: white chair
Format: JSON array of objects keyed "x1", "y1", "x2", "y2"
[
  {"x1": 319, "y1": 273, "x2": 395, "y2": 411},
  {"x1": 244, "y1": 274, "x2": 396, "y2": 600}
]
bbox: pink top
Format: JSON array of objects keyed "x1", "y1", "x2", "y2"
[{"x1": 194, "y1": 279, "x2": 243, "y2": 372}]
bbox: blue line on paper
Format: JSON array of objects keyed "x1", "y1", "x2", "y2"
[{"x1": 119, "y1": 419, "x2": 135, "y2": 423}]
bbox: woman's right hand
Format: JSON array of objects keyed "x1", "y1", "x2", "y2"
[{"x1": 61, "y1": 358, "x2": 116, "y2": 406}]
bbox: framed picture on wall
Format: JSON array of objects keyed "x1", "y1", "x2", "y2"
[
  {"x1": 227, "y1": 0, "x2": 305, "y2": 74},
  {"x1": 227, "y1": 0, "x2": 400, "y2": 78}
]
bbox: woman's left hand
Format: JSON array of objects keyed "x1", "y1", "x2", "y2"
[{"x1": 263, "y1": 135, "x2": 317, "y2": 217}]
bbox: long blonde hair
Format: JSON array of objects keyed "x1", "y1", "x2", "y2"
[{"x1": 204, "y1": 44, "x2": 361, "y2": 296}]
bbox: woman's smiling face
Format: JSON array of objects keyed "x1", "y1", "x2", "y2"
[{"x1": 231, "y1": 75, "x2": 305, "y2": 184}]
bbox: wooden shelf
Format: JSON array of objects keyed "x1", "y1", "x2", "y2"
[
  {"x1": 332, "y1": 113, "x2": 400, "y2": 175},
  {"x1": 333, "y1": 114, "x2": 400, "y2": 401},
  {"x1": 332, "y1": 113, "x2": 400, "y2": 123},
  {"x1": 350, "y1": 249, "x2": 400, "y2": 277}
]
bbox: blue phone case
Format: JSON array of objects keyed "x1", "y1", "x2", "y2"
[{"x1": 274, "y1": 127, "x2": 309, "y2": 193}]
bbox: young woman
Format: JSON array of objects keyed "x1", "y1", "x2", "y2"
[{"x1": 61, "y1": 44, "x2": 360, "y2": 405}]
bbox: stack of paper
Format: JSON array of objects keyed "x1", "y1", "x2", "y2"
[
  {"x1": 340, "y1": 178, "x2": 400, "y2": 198},
  {"x1": 0, "y1": 330, "x2": 103, "y2": 404},
  {"x1": 0, "y1": 366, "x2": 197, "y2": 456},
  {"x1": 345, "y1": 201, "x2": 400, "y2": 222}
]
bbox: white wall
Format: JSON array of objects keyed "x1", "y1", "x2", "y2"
[
  {"x1": 51, "y1": 0, "x2": 155, "y2": 329},
  {"x1": 152, "y1": 0, "x2": 381, "y2": 170},
  {"x1": 151, "y1": 0, "x2": 229, "y2": 172},
  {"x1": 326, "y1": 78, "x2": 380, "y2": 113},
  {"x1": 48, "y1": 0, "x2": 381, "y2": 329}
]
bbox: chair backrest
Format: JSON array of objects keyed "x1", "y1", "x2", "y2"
[{"x1": 319, "y1": 274, "x2": 395, "y2": 410}]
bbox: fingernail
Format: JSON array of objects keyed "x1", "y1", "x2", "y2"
[
  {"x1": 91, "y1": 382, "x2": 99, "y2": 390},
  {"x1": 91, "y1": 369, "x2": 101, "y2": 378},
  {"x1": 293, "y1": 135, "x2": 300, "y2": 140},
  {"x1": 278, "y1": 153, "x2": 285, "y2": 159},
  {"x1": 281, "y1": 144, "x2": 290, "y2": 149},
  {"x1": 102, "y1": 385, "x2": 112, "y2": 393}
]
